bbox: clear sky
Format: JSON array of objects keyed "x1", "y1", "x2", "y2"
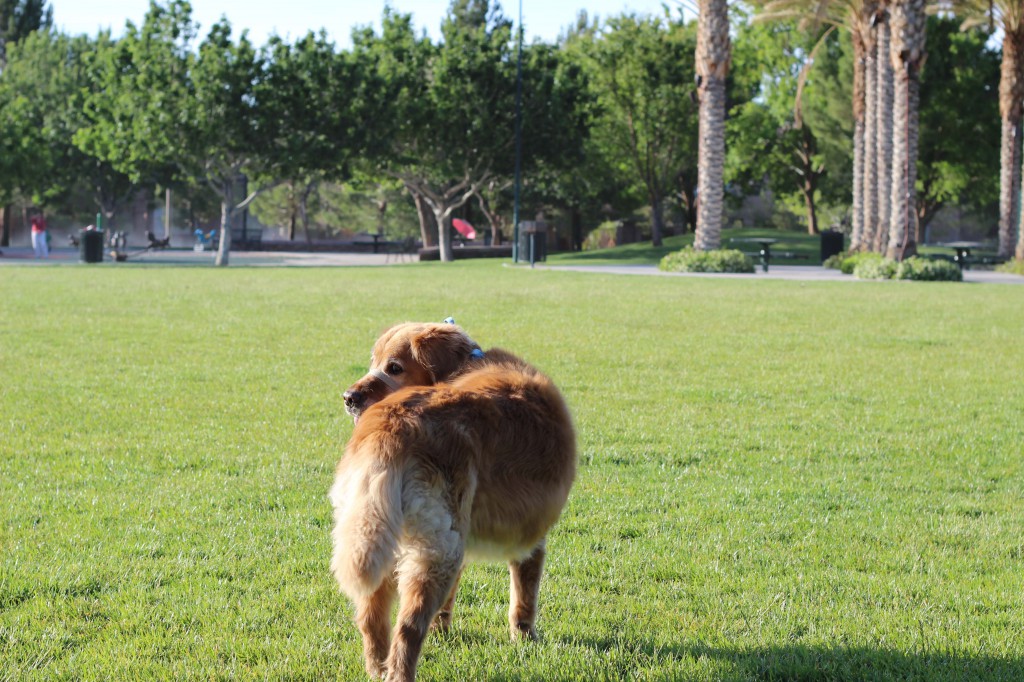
[{"x1": 52, "y1": 1, "x2": 687, "y2": 47}]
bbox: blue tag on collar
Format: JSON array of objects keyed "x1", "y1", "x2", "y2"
[
  {"x1": 443, "y1": 317, "x2": 456, "y2": 325},
  {"x1": 471, "y1": 348, "x2": 485, "y2": 359}
]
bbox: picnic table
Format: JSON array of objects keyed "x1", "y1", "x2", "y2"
[
  {"x1": 730, "y1": 237, "x2": 778, "y2": 272},
  {"x1": 937, "y1": 241, "x2": 984, "y2": 270},
  {"x1": 356, "y1": 232, "x2": 398, "y2": 253}
]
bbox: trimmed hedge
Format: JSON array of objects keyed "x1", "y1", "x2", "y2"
[
  {"x1": 659, "y1": 247, "x2": 755, "y2": 273},
  {"x1": 995, "y1": 259, "x2": 1024, "y2": 276},
  {"x1": 854, "y1": 256, "x2": 962, "y2": 282}
]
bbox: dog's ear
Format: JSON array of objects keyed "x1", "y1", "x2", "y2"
[{"x1": 410, "y1": 325, "x2": 478, "y2": 383}]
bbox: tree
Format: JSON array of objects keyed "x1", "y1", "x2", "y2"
[
  {"x1": 351, "y1": 9, "x2": 440, "y2": 249},
  {"x1": 0, "y1": 0, "x2": 50, "y2": 69},
  {"x1": 884, "y1": 0, "x2": 926, "y2": 258},
  {"x1": 695, "y1": 0, "x2": 731, "y2": 251},
  {"x1": 257, "y1": 31, "x2": 361, "y2": 243},
  {"x1": 915, "y1": 16, "x2": 999, "y2": 233},
  {"x1": 728, "y1": 19, "x2": 851, "y2": 234},
  {"x1": 571, "y1": 12, "x2": 698, "y2": 247},
  {"x1": 942, "y1": 0, "x2": 1024, "y2": 258},
  {"x1": 0, "y1": 0, "x2": 51, "y2": 246},
  {"x1": 76, "y1": 2, "x2": 297, "y2": 266}
]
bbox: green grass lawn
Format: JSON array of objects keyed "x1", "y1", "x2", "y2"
[
  {"x1": 547, "y1": 227, "x2": 824, "y2": 266},
  {"x1": 2, "y1": 263, "x2": 1023, "y2": 681}
]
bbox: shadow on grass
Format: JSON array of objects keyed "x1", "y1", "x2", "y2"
[{"x1": 562, "y1": 636, "x2": 1024, "y2": 681}]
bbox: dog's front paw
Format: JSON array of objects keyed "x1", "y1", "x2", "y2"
[{"x1": 510, "y1": 621, "x2": 539, "y2": 642}]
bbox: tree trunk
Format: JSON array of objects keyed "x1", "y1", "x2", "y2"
[
  {"x1": 413, "y1": 193, "x2": 438, "y2": 248},
  {"x1": 215, "y1": 182, "x2": 233, "y2": 267},
  {"x1": 998, "y1": 28, "x2": 1024, "y2": 259},
  {"x1": 679, "y1": 176, "x2": 698, "y2": 233},
  {"x1": 694, "y1": 0, "x2": 730, "y2": 252},
  {"x1": 1, "y1": 203, "x2": 11, "y2": 248},
  {"x1": 435, "y1": 208, "x2": 453, "y2": 263},
  {"x1": 886, "y1": 0, "x2": 926, "y2": 260},
  {"x1": 650, "y1": 194, "x2": 664, "y2": 247},
  {"x1": 875, "y1": 10, "x2": 894, "y2": 253},
  {"x1": 802, "y1": 180, "x2": 818, "y2": 236},
  {"x1": 998, "y1": 118, "x2": 1021, "y2": 259},
  {"x1": 863, "y1": 23, "x2": 879, "y2": 251},
  {"x1": 850, "y1": 24, "x2": 867, "y2": 251},
  {"x1": 571, "y1": 207, "x2": 582, "y2": 251}
]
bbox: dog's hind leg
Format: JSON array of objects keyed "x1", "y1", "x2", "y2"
[
  {"x1": 431, "y1": 565, "x2": 464, "y2": 633},
  {"x1": 385, "y1": 546, "x2": 463, "y2": 682},
  {"x1": 356, "y1": 574, "x2": 397, "y2": 679},
  {"x1": 508, "y1": 539, "x2": 546, "y2": 641}
]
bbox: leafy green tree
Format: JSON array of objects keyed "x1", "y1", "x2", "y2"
[
  {"x1": 1, "y1": 30, "x2": 138, "y2": 227},
  {"x1": 570, "y1": 12, "x2": 698, "y2": 246},
  {"x1": 350, "y1": 9, "x2": 439, "y2": 247},
  {"x1": 915, "y1": 16, "x2": 999, "y2": 233},
  {"x1": 76, "y1": 2, "x2": 292, "y2": 265},
  {"x1": 728, "y1": 20, "x2": 851, "y2": 233},
  {"x1": 0, "y1": 0, "x2": 50, "y2": 69},
  {"x1": 0, "y1": 0, "x2": 51, "y2": 245},
  {"x1": 257, "y1": 31, "x2": 361, "y2": 242}
]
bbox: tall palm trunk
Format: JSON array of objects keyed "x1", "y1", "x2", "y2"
[
  {"x1": 850, "y1": 23, "x2": 868, "y2": 250},
  {"x1": 999, "y1": 27, "x2": 1024, "y2": 259},
  {"x1": 885, "y1": 0, "x2": 926, "y2": 259},
  {"x1": 862, "y1": 17, "x2": 879, "y2": 251},
  {"x1": 874, "y1": 7, "x2": 895, "y2": 253},
  {"x1": 695, "y1": 0, "x2": 730, "y2": 251}
]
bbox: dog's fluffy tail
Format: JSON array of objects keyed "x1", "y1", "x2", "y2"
[{"x1": 329, "y1": 452, "x2": 404, "y2": 599}]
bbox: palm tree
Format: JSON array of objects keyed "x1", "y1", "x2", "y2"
[
  {"x1": 695, "y1": 0, "x2": 730, "y2": 251},
  {"x1": 942, "y1": 0, "x2": 1024, "y2": 259},
  {"x1": 885, "y1": 0, "x2": 926, "y2": 258},
  {"x1": 873, "y1": 3, "x2": 895, "y2": 253}
]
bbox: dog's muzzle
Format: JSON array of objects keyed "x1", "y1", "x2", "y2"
[{"x1": 344, "y1": 369, "x2": 402, "y2": 423}]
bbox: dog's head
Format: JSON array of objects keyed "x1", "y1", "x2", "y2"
[{"x1": 343, "y1": 322, "x2": 483, "y2": 422}]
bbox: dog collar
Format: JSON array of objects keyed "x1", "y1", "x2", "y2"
[{"x1": 369, "y1": 367, "x2": 401, "y2": 392}]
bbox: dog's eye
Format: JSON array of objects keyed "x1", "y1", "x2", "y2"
[{"x1": 386, "y1": 362, "x2": 403, "y2": 376}]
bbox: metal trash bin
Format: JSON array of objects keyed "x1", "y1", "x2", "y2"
[
  {"x1": 80, "y1": 230, "x2": 104, "y2": 263},
  {"x1": 518, "y1": 222, "x2": 547, "y2": 264},
  {"x1": 820, "y1": 230, "x2": 844, "y2": 262}
]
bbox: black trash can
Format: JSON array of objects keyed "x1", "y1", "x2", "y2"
[
  {"x1": 517, "y1": 229, "x2": 547, "y2": 263},
  {"x1": 820, "y1": 230, "x2": 844, "y2": 262},
  {"x1": 80, "y1": 230, "x2": 104, "y2": 263}
]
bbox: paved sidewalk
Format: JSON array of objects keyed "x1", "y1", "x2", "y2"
[
  {"x1": 0, "y1": 246, "x2": 403, "y2": 267},
  {"x1": 5, "y1": 246, "x2": 1022, "y2": 284}
]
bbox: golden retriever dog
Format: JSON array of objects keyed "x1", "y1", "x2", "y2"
[{"x1": 330, "y1": 322, "x2": 576, "y2": 681}]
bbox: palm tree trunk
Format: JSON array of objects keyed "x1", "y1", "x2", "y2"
[
  {"x1": 885, "y1": 0, "x2": 925, "y2": 260},
  {"x1": 862, "y1": 23, "x2": 879, "y2": 251},
  {"x1": 850, "y1": 25, "x2": 867, "y2": 251},
  {"x1": 999, "y1": 118, "x2": 1021, "y2": 259},
  {"x1": 695, "y1": 0, "x2": 730, "y2": 252},
  {"x1": 875, "y1": 9, "x2": 895, "y2": 253},
  {"x1": 998, "y1": 28, "x2": 1024, "y2": 259}
]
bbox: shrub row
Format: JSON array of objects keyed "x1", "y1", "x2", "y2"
[
  {"x1": 659, "y1": 247, "x2": 755, "y2": 274},
  {"x1": 995, "y1": 259, "x2": 1024, "y2": 276}
]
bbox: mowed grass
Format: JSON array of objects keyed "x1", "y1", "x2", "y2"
[{"x1": 2, "y1": 262, "x2": 1023, "y2": 681}]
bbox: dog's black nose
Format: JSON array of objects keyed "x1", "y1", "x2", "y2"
[{"x1": 343, "y1": 390, "x2": 363, "y2": 409}]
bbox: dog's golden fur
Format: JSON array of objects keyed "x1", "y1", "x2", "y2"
[{"x1": 330, "y1": 323, "x2": 576, "y2": 681}]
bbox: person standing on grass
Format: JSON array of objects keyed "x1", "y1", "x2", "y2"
[{"x1": 30, "y1": 212, "x2": 49, "y2": 259}]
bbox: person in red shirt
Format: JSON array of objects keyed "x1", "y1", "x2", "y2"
[{"x1": 30, "y1": 212, "x2": 48, "y2": 259}]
